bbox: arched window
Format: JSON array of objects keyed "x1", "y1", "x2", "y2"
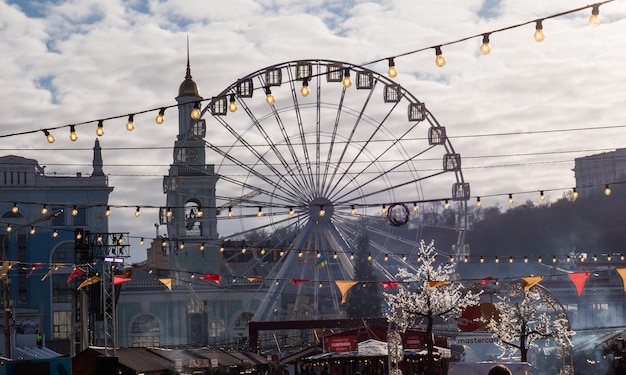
[
  {"x1": 184, "y1": 201, "x2": 202, "y2": 236},
  {"x1": 131, "y1": 314, "x2": 161, "y2": 347}
]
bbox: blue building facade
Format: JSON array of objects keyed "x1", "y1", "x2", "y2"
[{"x1": 0, "y1": 140, "x2": 112, "y2": 357}]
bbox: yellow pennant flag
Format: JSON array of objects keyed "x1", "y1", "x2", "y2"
[
  {"x1": 77, "y1": 276, "x2": 102, "y2": 290},
  {"x1": 245, "y1": 276, "x2": 265, "y2": 282},
  {"x1": 335, "y1": 281, "x2": 358, "y2": 304},
  {"x1": 428, "y1": 280, "x2": 451, "y2": 288},
  {"x1": 41, "y1": 264, "x2": 63, "y2": 281},
  {"x1": 0, "y1": 261, "x2": 18, "y2": 278},
  {"x1": 159, "y1": 278, "x2": 172, "y2": 291},
  {"x1": 616, "y1": 268, "x2": 626, "y2": 291},
  {"x1": 522, "y1": 276, "x2": 543, "y2": 291}
]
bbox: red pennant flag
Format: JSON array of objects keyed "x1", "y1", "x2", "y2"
[
  {"x1": 114, "y1": 276, "x2": 133, "y2": 285},
  {"x1": 289, "y1": 278, "x2": 311, "y2": 288},
  {"x1": 481, "y1": 277, "x2": 496, "y2": 285},
  {"x1": 568, "y1": 272, "x2": 591, "y2": 297},
  {"x1": 200, "y1": 273, "x2": 222, "y2": 284},
  {"x1": 67, "y1": 267, "x2": 86, "y2": 283},
  {"x1": 381, "y1": 281, "x2": 401, "y2": 289},
  {"x1": 26, "y1": 263, "x2": 43, "y2": 278}
]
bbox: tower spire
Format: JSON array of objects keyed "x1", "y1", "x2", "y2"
[
  {"x1": 185, "y1": 34, "x2": 192, "y2": 80},
  {"x1": 177, "y1": 35, "x2": 200, "y2": 98}
]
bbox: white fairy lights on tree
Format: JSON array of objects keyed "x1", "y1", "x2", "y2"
[
  {"x1": 384, "y1": 240, "x2": 482, "y2": 375},
  {"x1": 486, "y1": 282, "x2": 575, "y2": 373}
]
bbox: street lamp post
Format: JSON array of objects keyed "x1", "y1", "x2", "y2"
[{"x1": 1, "y1": 209, "x2": 63, "y2": 359}]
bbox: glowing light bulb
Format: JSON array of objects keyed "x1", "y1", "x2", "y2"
[
  {"x1": 300, "y1": 79, "x2": 310, "y2": 96},
  {"x1": 508, "y1": 194, "x2": 514, "y2": 205},
  {"x1": 43, "y1": 129, "x2": 55, "y2": 143},
  {"x1": 387, "y1": 58, "x2": 398, "y2": 78},
  {"x1": 605, "y1": 184, "x2": 612, "y2": 196},
  {"x1": 155, "y1": 108, "x2": 165, "y2": 124},
  {"x1": 179, "y1": 242, "x2": 185, "y2": 250},
  {"x1": 41, "y1": 204, "x2": 48, "y2": 215},
  {"x1": 135, "y1": 207, "x2": 141, "y2": 217},
  {"x1": 191, "y1": 102, "x2": 201, "y2": 119},
  {"x1": 265, "y1": 88, "x2": 275, "y2": 105},
  {"x1": 342, "y1": 68, "x2": 352, "y2": 88},
  {"x1": 196, "y1": 208, "x2": 203, "y2": 218},
  {"x1": 166, "y1": 208, "x2": 173, "y2": 218},
  {"x1": 572, "y1": 188, "x2": 579, "y2": 200},
  {"x1": 52, "y1": 229, "x2": 58, "y2": 238},
  {"x1": 351, "y1": 205, "x2": 356, "y2": 215},
  {"x1": 257, "y1": 207, "x2": 263, "y2": 217},
  {"x1": 11, "y1": 203, "x2": 18, "y2": 214},
  {"x1": 96, "y1": 120, "x2": 105, "y2": 136},
  {"x1": 29, "y1": 227, "x2": 35, "y2": 235},
  {"x1": 413, "y1": 203, "x2": 418, "y2": 212},
  {"x1": 319, "y1": 206, "x2": 325, "y2": 217},
  {"x1": 227, "y1": 207, "x2": 233, "y2": 218},
  {"x1": 6, "y1": 224, "x2": 12, "y2": 233},
  {"x1": 126, "y1": 114, "x2": 135, "y2": 131},
  {"x1": 333, "y1": 252, "x2": 338, "y2": 260},
  {"x1": 200, "y1": 243, "x2": 205, "y2": 251},
  {"x1": 381, "y1": 204, "x2": 387, "y2": 214},
  {"x1": 589, "y1": 5, "x2": 600, "y2": 26},
  {"x1": 480, "y1": 34, "x2": 491, "y2": 55},
  {"x1": 69, "y1": 125, "x2": 78, "y2": 141},
  {"x1": 540, "y1": 191, "x2": 545, "y2": 201},
  {"x1": 444, "y1": 200, "x2": 450, "y2": 209},
  {"x1": 434, "y1": 46, "x2": 446, "y2": 67},
  {"x1": 105, "y1": 206, "x2": 111, "y2": 216},
  {"x1": 140, "y1": 238, "x2": 144, "y2": 245},
  {"x1": 476, "y1": 197, "x2": 482, "y2": 208},
  {"x1": 228, "y1": 95, "x2": 237, "y2": 112},
  {"x1": 71, "y1": 206, "x2": 78, "y2": 216},
  {"x1": 289, "y1": 207, "x2": 295, "y2": 216},
  {"x1": 367, "y1": 253, "x2": 372, "y2": 261},
  {"x1": 384, "y1": 254, "x2": 389, "y2": 262},
  {"x1": 534, "y1": 20, "x2": 545, "y2": 42}
]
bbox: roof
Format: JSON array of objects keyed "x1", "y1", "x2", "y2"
[
  {"x1": 223, "y1": 349, "x2": 268, "y2": 365},
  {"x1": 86, "y1": 347, "x2": 172, "y2": 372}
]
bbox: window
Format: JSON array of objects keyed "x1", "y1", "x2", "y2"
[
  {"x1": 53, "y1": 311, "x2": 72, "y2": 339},
  {"x1": 184, "y1": 201, "x2": 202, "y2": 236},
  {"x1": 131, "y1": 314, "x2": 160, "y2": 348}
]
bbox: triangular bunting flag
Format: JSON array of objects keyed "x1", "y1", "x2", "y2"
[
  {"x1": 114, "y1": 276, "x2": 133, "y2": 285},
  {"x1": 200, "y1": 273, "x2": 221, "y2": 284},
  {"x1": 77, "y1": 275, "x2": 102, "y2": 290},
  {"x1": 159, "y1": 278, "x2": 172, "y2": 291},
  {"x1": 26, "y1": 263, "x2": 43, "y2": 279},
  {"x1": 335, "y1": 281, "x2": 358, "y2": 304},
  {"x1": 67, "y1": 267, "x2": 86, "y2": 283},
  {"x1": 289, "y1": 278, "x2": 310, "y2": 288},
  {"x1": 245, "y1": 276, "x2": 265, "y2": 282},
  {"x1": 0, "y1": 261, "x2": 18, "y2": 278},
  {"x1": 568, "y1": 272, "x2": 591, "y2": 297},
  {"x1": 522, "y1": 276, "x2": 543, "y2": 291},
  {"x1": 41, "y1": 264, "x2": 62, "y2": 281},
  {"x1": 428, "y1": 280, "x2": 451, "y2": 288},
  {"x1": 381, "y1": 281, "x2": 401, "y2": 289},
  {"x1": 617, "y1": 268, "x2": 626, "y2": 291}
]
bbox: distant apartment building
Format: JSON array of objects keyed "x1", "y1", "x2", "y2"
[{"x1": 573, "y1": 149, "x2": 626, "y2": 198}]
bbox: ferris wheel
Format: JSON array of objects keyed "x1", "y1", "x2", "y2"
[{"x1": 199, "y1": 59, "x2": 470, "y2": 321}]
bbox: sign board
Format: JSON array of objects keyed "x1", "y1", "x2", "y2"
[{"x1": 326, "y1": 335, "x2": 357, "y2": 352}]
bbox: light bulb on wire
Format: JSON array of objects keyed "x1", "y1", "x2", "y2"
[
  {"x1": 387, "y1": 58, "x2": 398, "y2": 78},
  {"x1": 589, "y1": 5, "x2": 601, "y2": 26},
  {"x1": 434, "y1": 46, "x2": 446, "y2": 67},
  {"x1": 155, "y1": 108, "x2": 165, "y2": 124},
  {"x1": 135, "y1": 206, "x2": 141, "y2": 217},
  {"x1": 534, "y1": 20, "x2": 545, "y2": 42},
  {"x1": 264, "y1": 87, "x2": 275, "y2": 105},
  {"x1": 480, "y1": 34, "x2": 491, "y2": 55},
  {"x1": 43, "y1": 129, "x2": 55, "y2": 143},
  {"x1": 228, "y1": 95, "x2": 238, "y2": 112},
  {"x1": 300, "y1": 79, "x2": 310, "y2": 97},
  {"x1": 572, "y1": 187, "x2": 579, "y2": 200},
  {"x1": 126, "y1": 114, "x2": 135, "y2": 131},
  {"x1": 191, "y1": 102, "x2": 201, "y2": 119},
  {"x1": 605, "y1": 184, "x2": 612, "y2": 196},
  {"x1": 96, "y1": 120, "x2": 105, "y2": 136},
  {"x1": 69, "y1": 125, "x2": 78, "y2": 141},
  {"x1": 342, "y1": 68, "x2": 352, "y2": 88}
]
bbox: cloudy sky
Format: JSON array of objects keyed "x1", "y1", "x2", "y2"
[{"x1": 1, "y1": 0, "x2": 625, "y2": 263}]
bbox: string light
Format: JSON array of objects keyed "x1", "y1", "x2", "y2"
[
  {"x1": 508, "y1": 194, "x2": 514, "y2": 205},
  {"x1": 509, "y1": 256, "x2": 514, "y2": 263},
  {"x1": 480, "y1": 256, "x2": 484, "y2": 263},
  {"x1": 289, "y1": 207, "x2": 295, "y2": 216},
  {"x1": 29, "y1": 227, "x2": 35, "y2": 235},
  {"x1": 413, "y1": 203, "x2": 418, "y2": 212},
  {"x1": 69, "y1": 125, "x2": 78, "y2": 141},
  {"x1": 191, "y1": 102, "x2": 201, "y2": 120},
  {"x1": 240, "y1": 246, "x2": 246, "y2": 254},
  {"x1": 279, "y1": 249, "x2": 284, "y2": 257},
  {"x1": 260, "y1": 247, "x2": 265, "y2": 255},
  {"x1": 480, "y1": 33, "x2": 491, "y2": 55},
  {"x1": 264, "y1": 87, "x2": 275, "y2": 105},
  {"x1": 476, "y1": 197, "x2": 481, "y2": 208},
  {"x1": 350, "y1": 252, "x2": 355, "y2": 260},
  {"x1": 534, "y1": 20, "x2": 545, "y2": 42},
  {"x1": 495, "y1": 256, "x2": 499, "y2": 264},
  {"x1": 257, "y1": 207, "x2": 263, "y2": 217},
  {"x1": 539, "y1": 191, "x2": 545, "y2": 201},
  {"x1": 319, "y1": 206, "x2": 325, "y2": 217},
  {"x1": 97, "y1": 234, "x2": 103, "y2": 242},
  {"x1": 96, "y1": 120, "x2": 105, "y2": 136},
  {"x1": 52, "y1": 229, "x2": 58, "y2": 238},
  {"x1": 316, "y1": 251, "x2": 321, "y2": 258},
  {"x1": 449, "y1": 255, "x2": 454, "y2": 263},
  {"x1": 443, "y1": 200, "x2": 450, "y2": 210},
  {"x1": 43, "y1": 129, "x2": 55, "y2": 143},
  {"x1": 196, "y1": 208, "x2": 203, "y2": 218},
  {"x1": 166, "y1": 207, "x2": 173, "y2": 218},
  {"x1": 135, "y1": 206, "x2": 141, "y2": 217},
  {"x1": 368, "y1": 253, "x2": 372, "y2": 261},
  {"x1": 105, "y1": 206, "x2": 111, "y2": 216},
  {"x1": 41, "y1": 204, "x2": 48, "y2": 215},
  {"x1": 464, "y1": 255, "x2": 468, "y2": 263},
  {"x1": 227, "y1": 207, "x2": 233, "y2": 218},
  {"x1": 228, "y1": 94, "x2": 238, "y2": 112},
  {"x1": 351, "y1": 205, "x2": 356, "y2": 215},
  {"x1": 552, "y1": 256, "x2": 557, "y2": 263},
  {"x1": 179, "y1": 242, "x2": 185, "y2": 250},
  {"x1": 538, "y1": 256, "x2": 543, "y2": 263},
  {"x1": 11, "y1": 203, "x2": 18, "y2": 214},
  {"x1": 524, "y1": 256, "x2": 528, "y2": 263},
  {"x1": 384, "y1": 254, "x2": 389, "y2": 262},
  {"x1": 589, "y1": 4, "x2": 601, "y2": 26},
  {"x1": 155, "y1": 108, "x2": 166, "y2": 124},
  {"x1": 333, "y1": 252, "x2": 338, "y2": 260},
  {"x1": 572, "y1": 187, "x2": 579, "y2": 200},
  {"x1": 300, "y1": 79, "x2": 310, "y2": 97},
  {"x1": 140, "y1": 238, "x2": 144, "y2": 245},
  {"x1": 6, "y1": 224, "x2": 12, "y2": 233},
  {"x1": 71, "y1": 205, "x2": 78, "y2": 216},
  {"x1": 402, "y1": 254, "x2": 407, "y2": 262},
  {"x1": 605, "y1": 184, "x2": 612, "y2": 196},
  {"x1": 381, "y1": 204, "x2": 387, "y2": 214},
  {"x1": 298, "y1": 250, "x2": 303, "y2": 258},
  {"x1": 387, "y1": 58, "x2": 398, "y2": 78},
  {"x1": 434, "y1": 46, "x2": 446, "y2": 67},
  {"x1": 220, "y1": 245, "x2": 224, "y2": 252},
  {"x1": 342, "y1": 68, "x2": 352, "y2": 88},
  {"x1": 126, "y1": 114, "x2": 135, "y2": 131}
]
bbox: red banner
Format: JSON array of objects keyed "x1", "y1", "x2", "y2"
[
  {"x1": 326, "y1": 336, "x2": 357, "y2": 352},
  {"x1": 403, "y1": 332, "x2": 426, "y2": 349}
]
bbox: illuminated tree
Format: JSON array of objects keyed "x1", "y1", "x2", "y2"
[
  {"x1": 384, "y1": 240, "x2": 481, "y2": 375},
  {"x1": 486, "y1": 282, "x2": 575, "y2": 370}
]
